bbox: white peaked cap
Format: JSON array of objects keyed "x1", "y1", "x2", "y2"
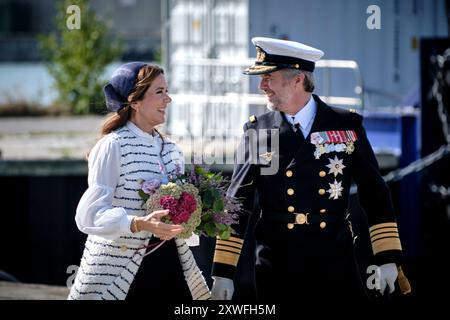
[{"x1": 244, "y1": 37, "x2": 324, "y2": 75}]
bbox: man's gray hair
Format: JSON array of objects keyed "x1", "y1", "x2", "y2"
[{"x1": 281, "y1": 69, "x2": 315, "y2": 92}]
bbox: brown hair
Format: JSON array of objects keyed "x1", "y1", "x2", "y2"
[
  {"x1": 101, "y1": 64, "x2": 165, "y2": 135},
  {"x1": 88, "y1": 64, "x2": 167, "y2": 159}
]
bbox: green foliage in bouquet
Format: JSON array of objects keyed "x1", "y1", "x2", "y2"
[{"x1": 138, "y1": 165, "x2": 241, "y2": 240}]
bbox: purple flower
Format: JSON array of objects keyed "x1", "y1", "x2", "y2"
[
  {"x1": 213, "y1": 212, "x2": 239, "y2": 225},
  {"x1": 224, "y1": 197, "x2": 242, "y2": 213},
  {"x1": 187, "y1": 166, "x2": 198, "y2": 185},
  {"x1": 142, "y1": 179, "x2": 161, "y2": 194}
]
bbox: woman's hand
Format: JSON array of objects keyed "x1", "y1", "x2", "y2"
[{"x1": 134, "y1": 210, "x2": 184, "y2": 240}]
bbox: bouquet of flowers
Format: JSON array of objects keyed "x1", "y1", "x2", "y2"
[{"x1": 138, "y1": 164, "x2": 241, "y2": 240}]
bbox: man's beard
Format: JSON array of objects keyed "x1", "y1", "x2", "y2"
[{"x1": 266, "y1": 102, "x2": 280, "y2": 111}]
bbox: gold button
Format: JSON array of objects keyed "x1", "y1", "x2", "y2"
[
  {"x1": 287, "y1": 223, "x2": 294, "y2": 229},
  {"x1": 120, "y1": 245, "x2": 128, "y2": 252},
  {"x1": 320, "y1": 222, "x2": 327, "y2": 229},
  {"x1": 319, "y1": 171, "x2": 326, "y2": 177},
  {"x1": 288, "y1": 206, "x2": 295, "y2": 212},
  {"x1": 295, "y1": 213, "x2": 308, "y2": 225},
  {"x1": 286, "y1": 170, "x2": 293, "y2": 177},
  {"x1": 318, "y1": 189, "x2": 325, "y2": 195},
  {"x1": 320, "y1": 209, "x2": 326, "y2": 214},
  {"x1": 287, "y1": 188, "x2": 294, "y2": 196}
]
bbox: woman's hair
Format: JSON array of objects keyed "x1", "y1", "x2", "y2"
[
  {"x1": 101, "y1": 64, "x2": 165, "y2": 136},
  {"x1": 90, "y1": 64, "x2": 167, "y2": 159},
  {"x1": 100, "y1": 106, "x2": 132, "y2": 136},
  {"x1": 281, "y1": 68, "x2": 315, "y2": 92}
]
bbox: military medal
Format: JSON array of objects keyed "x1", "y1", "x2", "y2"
[
  {"x1": 310, "y1": 132, "x2": 325, "y2": 145},
  {"x1": 327, "y1": 179, "x2": 344, "y2": 200},
  {"x1": 325, "y1": 144, "x2": 334, "y2": 153},
  {"x1": 345, "y1": 141, "x2": 355, "y2": 154},
  {"x1": 314, "y1": 144, "x2": 326, "y2": 159},
  {"x1": 314, "y1": 147, "x2": 322, "y2": 159},
  {"x1": 334, "y1": 143, "x2": 346, "y2": 152},
  {"x1": 310, "y1": 130, "x2": 358, "y2": 159},
  {"x1": 326, "y1": 156, "x2": 346, "y2": 177},
  {"x1": 259, "y1": 151, "x2": 275, "y2": 162}
]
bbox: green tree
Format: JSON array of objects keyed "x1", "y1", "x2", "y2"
[{"x1": 39, "y1": 0, "x2": 122, "y2": 115}]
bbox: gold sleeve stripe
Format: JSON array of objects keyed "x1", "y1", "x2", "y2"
[
  {"x1": 369, "y1": 222, "x2": 398, "y2": 233},
  {"x1": 213, "y1": 250, "x2": 240, "y2": 266},
  {"x1": 371, "y1": 232, "x2": 400, "y2": 242},
  {"x1": 370, "y1": 227, "x2": 399, "y2": 237},
  {"x1": 215, "y1": 245, "x2": 242, "y2": 254},
  {"x1": 216, "y1": 241, "x2": 242, "y2": 250},
  {"x1": 371, "y1": 237, "x2": 402, "y2": 255},
  {"x1": 216, "y1": 245, "x2": 241, "y2": 253},
  {"x1": 217, "y1": 236, "x2": 244, "y2": 244},
  {"x1": 217, "y1": 238, "x2": 244, "y2": 245}
]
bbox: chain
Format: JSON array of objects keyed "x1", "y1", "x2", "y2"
[
  {"x1": 349, "y1": 51, "x2": 450, "y2": 195},
  {"x1": 431, "y1": 53, "x2": 450, "y2": 144},
  {"x1": 349, "y1": 144, "x2": 450, "y2": 195},
  {"x1": 430, "y1": 183, "x2": 450, "y2": 199},
  {"x1": 383, "y1": 144, "x2": 450, "y2": 183}
]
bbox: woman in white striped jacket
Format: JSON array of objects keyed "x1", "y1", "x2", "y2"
[{"x1": 68, "y1": 62, "x2": 210, "y2": 300}]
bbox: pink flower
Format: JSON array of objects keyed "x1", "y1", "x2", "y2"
[
  {"x1": 171, "y1": 192, "x2": 196, "y2": 223},
  {"x1": 160, "y1": 195, "x2": 178, "y2": 212},
  {"x1": 171, "y1": 208, "x2": 190, "y2": 224},
  {"x1": 179, "y1": 192, "x2": 197, "y2": 213},
  {"x1": 159, "y1": 192, "x2": 197, "y2": 224}
]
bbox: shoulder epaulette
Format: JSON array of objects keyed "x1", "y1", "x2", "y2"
[{"x1": 249, "y1": 115, "x2": 257, "y2": 123}]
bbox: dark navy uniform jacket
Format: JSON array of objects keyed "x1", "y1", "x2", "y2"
[{"x1": 212, "y1": 94, "x2": 403, "y2": 285}]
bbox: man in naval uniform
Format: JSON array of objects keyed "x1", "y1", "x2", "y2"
[{"x1": 210, "y1": 37, "x2": 410, "y2": 302}]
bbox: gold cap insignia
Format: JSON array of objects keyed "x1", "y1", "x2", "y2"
[{"x1": 256, "y1": 47, "x2": 266, "y2": 62}]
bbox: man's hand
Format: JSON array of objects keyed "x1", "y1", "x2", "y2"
[
  {"x1": 211, "y1": 276, "x2": 234, "y2": 300},
  {"x1": 379, "y1": 263, "x2": 398, "y2": 295}
]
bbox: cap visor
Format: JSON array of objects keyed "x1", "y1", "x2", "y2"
[{"x1": 243, "y1": 65, "x2": 279, "y2": 75}]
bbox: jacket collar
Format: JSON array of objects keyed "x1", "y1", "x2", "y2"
[
  {"x1": 126, "y1": 121, "x2": 160, "y2": 142},
  {"x1": 309, "y1": 94, "x2": 336, "y2": 137},
  {"x1": 284, "y1": 94, "x2": 335, "y2": 169},
  {"x1": 271, "y1": 94, "x2": 333, "y2": 140}
]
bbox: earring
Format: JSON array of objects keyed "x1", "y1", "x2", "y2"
[{"x1": 131, "y1": 103, "x2": 139, "y2": 112}]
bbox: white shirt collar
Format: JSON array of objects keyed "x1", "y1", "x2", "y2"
[
  {"x1": 126, "y1": 121, "x2": 157, "y2": 141},
  {"x1": 286, "y1": 95, "x2": 317, "y2": 130}
]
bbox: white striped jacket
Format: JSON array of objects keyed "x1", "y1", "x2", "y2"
[{"x1": 68, "y1": 123, "x2": 211, "y2": 300}]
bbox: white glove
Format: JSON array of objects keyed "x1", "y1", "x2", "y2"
[
  {"x1": 211, "y1": 276, "x2": 234, "y2": 300},
  {"x1": 379, "y1": 263, "x2": 398, "y2": 295}
]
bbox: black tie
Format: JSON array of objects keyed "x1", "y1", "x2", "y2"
[{"x1": 294, "y1": 123, "x2": 305, "y2": 141}]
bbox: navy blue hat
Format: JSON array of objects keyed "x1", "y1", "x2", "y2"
[{"x1": 103, "y1": 62, "x2": 147, "y2": 112}]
